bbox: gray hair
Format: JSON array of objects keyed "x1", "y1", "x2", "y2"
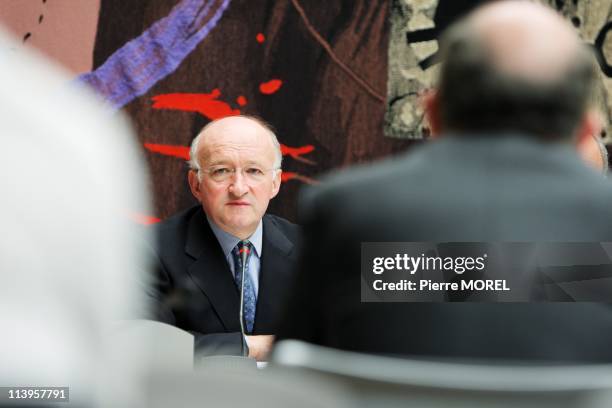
[{"x1": 188, "y1": 116, "x2": 283, "y2": 177}]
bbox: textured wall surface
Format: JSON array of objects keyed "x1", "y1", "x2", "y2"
[
  {"x1": 387, "y1": 0, "x2": 612, "y2": 142},
  {"x1": 0, "y1": 0, "x2": 99, "y2": 74},
  {"x1": 92, "y1": 0, "x2": 413, "y2": 221}
]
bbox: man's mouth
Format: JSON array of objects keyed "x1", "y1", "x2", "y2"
[{"x1": 227, "y1": 201, "x2": 250, "y2": 206}]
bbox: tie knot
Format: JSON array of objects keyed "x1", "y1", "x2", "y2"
[{"x1": 234, "y1": 240, "x2": 252, "y2": 256}]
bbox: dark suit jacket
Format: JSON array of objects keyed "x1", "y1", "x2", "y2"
[
  {"x1": 278, "y1": 135, "x2": 612, "y2": 363},
  {"x1": 150, "y1": 206, "x2": 300, "y2": 356}
]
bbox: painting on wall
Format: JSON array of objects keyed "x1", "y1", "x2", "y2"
[
  {"x1": 386, "y1": 0, "x2": 612, "y2": 142},
  {"x1": 0, "y1": 0, "x2": 414, "y2": 222},
  {"x1": 5, "y1": 0, "x2": 607, "y2": 221}
]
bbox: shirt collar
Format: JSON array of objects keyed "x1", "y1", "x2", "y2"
[{"x1": 206, "y1": 215, "x2": 263, "y2": 259}]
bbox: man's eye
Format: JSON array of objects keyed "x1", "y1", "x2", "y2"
[
  {"x1": 212, "y1": 168, "x2": 231, "y2": 176},
  {"x1": 246, "y1": 167, "x2": 264, "y2": 176}
]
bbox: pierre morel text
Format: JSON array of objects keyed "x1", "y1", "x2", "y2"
[{"x1": 372, "y1": 279, "x2": 510, "y2": 292}]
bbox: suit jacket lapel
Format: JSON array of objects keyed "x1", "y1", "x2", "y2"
[
  {"x1": 184, "y1": 209, "x2": 242, "y2": 332},
  {"x1": 255, "y1": 216, "x2": 296, "y2": 332}
]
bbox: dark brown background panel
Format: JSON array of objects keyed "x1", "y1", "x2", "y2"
[{"x1": 92, "y1": 0, "x2": 414, "y2": 221}]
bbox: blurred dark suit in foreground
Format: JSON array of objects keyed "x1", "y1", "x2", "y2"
[{"x1": 278, "y1": 1, "x2": 612, "y2": 363}]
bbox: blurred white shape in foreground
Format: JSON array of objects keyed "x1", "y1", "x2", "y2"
[{"x1": 0, "y1": 27, "x2": 152, "y2": 408}]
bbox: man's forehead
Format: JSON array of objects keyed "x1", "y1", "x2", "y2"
[
  {"x1": 203, "y1": 142, "x2": 272, "y2": 159},
  {"x1": 197, "y1": 120, "x2": 275, "y2": 162},
  {"x1": 207, "y1": 116, "x2": 268, "y2": 136}
]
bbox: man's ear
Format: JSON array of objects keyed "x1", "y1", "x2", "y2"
[
  {"x1": 423, "y1": 89, "x2": 442, "y2": 139},
  {"x1": 575, "y1": 109, "x2": 603, "y2": 152},
  {"x1": 270, "y1": 170, "x2": 282, "y2": 199},
  {"x1": 188, "y1": 170, "x2": 203, "y2": 202}
]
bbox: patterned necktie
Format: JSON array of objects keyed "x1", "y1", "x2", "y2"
[{"x1": 232, "y1": 240, "x2": 256, "y2": 333}]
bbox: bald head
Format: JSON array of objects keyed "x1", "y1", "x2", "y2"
[
  {"x1": 432, "y1": 0, "x2": 597, "y2": 140},
  {"x1": 468, "y1": 1, "x2": 581, "y2": 83},
  {"x1": 189, "y1": 115, "x2": 283, "y2": 174}
]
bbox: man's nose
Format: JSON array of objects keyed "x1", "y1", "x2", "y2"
[{"x1": 228, "y1": 170, "x2": 248, "y2": 196}]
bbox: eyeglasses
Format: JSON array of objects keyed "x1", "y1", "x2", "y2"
[{"x1": 200, "y1": 166, "x2": 279, "y2": 183}]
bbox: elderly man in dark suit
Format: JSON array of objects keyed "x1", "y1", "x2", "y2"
[
  {"x1": 278, "y1": 1, "x2": 612, "y2": 362},
  {"x1": 150, "y1": 116, "x2": 300, "y2": 361}
]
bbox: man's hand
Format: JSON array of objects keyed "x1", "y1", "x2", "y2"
[{"x1": 245, "y1": 335, "x2": 275, "y2": 361}]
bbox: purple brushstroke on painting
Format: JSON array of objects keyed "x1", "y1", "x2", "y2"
[{"x1": 77, "y1": 0, "x2": 231, "y2": 110}]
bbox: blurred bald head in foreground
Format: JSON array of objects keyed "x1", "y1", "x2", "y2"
[
  {"x1": 278, "y1": 1, "x2": 612, "y2": 362},
  {"x1": 426, "y1": 0, "x2": 600, "y2": 146}
]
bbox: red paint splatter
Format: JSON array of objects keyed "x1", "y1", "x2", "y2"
[
  {"x1": 259, "y1": 79, "x2": 283, "y2": 95},
  {"x1": 144, "y1": 143, "x2": 190, "y2": 160},
  {"x1": 125, "y1": 211, "x2": 161, "y2": 225},
  {"x1": 236, "y1": 95, "x2": 247, "y2": 106},
  {"x1": 256, "y1": 33, "x2": 265, "y2": 43},
  {"x1": 152, "y1": 89, "x2": 240, "y2": 120},
  {"x1": 281, "y1": 172, "x2": 318, "y2": 185},
  {"x1": 281, "y1": 144, "x2": 315, "y2": 164}
]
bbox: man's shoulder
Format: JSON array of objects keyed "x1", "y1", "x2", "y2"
[
  {"x1": 263, "y1": 213, "x2": 300, "y2": 240},
  {"x1": 152, "y1": 205, "x2": 203, "y2": 251},
  {"x1": 300, "y1": 148, "x2": 426, "y2": 216},
  {"x1": 156, "y1": 206, "x2": 201, "y2": 230}
]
